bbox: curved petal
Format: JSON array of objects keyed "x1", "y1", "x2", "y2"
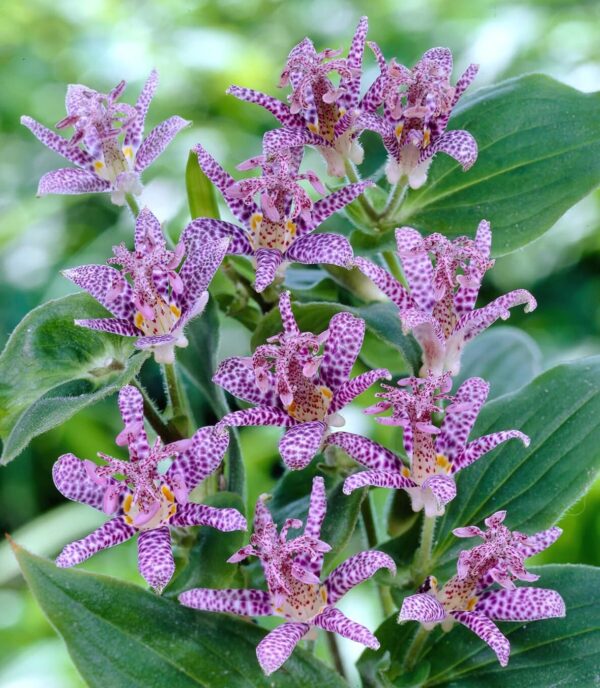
[
  {"x1": 256, "y1": 622, "x2": 310, "y2": 675},
  {"x1": 177, "y1": 237, "x2": 229, "y2": 311},
  {"x1": 451, "y1": 610, "x2": 510, "y2": 667},
  {"x1": 217, "y1": 406, "x2": 295, "y2": 430},
  {"x1": 62, "y1": 264, "x2": 135, "y2": 320},
  {"x1": 124, "y1": 69, "x2": 158, "y2": 150},
  {"x1": 179, "y1": 587, "x2": 272, "y2": 616},
  {"x1": 395, "y1": 227, "x2": 435, "y2": 312},
  {"x1": 134, "y1": 116, "x2": 190, "y2": 172},
  {"x1": 325, "y1": 431, "x2": 404, "y2": 472},
  {"x1": 227, "y1": 85, "x2": 303, "y2": 127},
  {"x1": 279, "y1": 421, "x2": 327, "y2": 470},
  {"x1": 453, "y1": 430, "x2": 530, "y2": 472},
  {"x1": 52, "y1": 453, "x2": 113, "y2": 510},
  {"x1": 21, "y1": 116, "x2": 95, "y2": 170},
  {"x1": 353, "y1": 257, "x2": 413, "y2": 310},
  {"x1": 343, "y1": 469, "x2": 415, "y2": 495},
  {"x1": 212, "y1": 356, "x2": 277, "y2": 405},
  {"x1": 421, "y1": 129, "x2": 478, "y2": 171},
  {"x1": 137, "y1": 526, "x2": 175, "y2": 592},
  {"x1": 56, "y1": 517, "x2": 135, "y2": 567},
  {"x1": 255, "y1": 248, "x2": 283, "y2": 293},
  {"x1": 286, "y1": 233, "x2": 353, "y2": 268},
  {"x1": 304, "y1": 181, "x2": 373, "y2": 233},
  {"x1": 37, "y1": 168, "x2": 110, "y2": 196},
  {"x1": 475, "y1": 587, "x2": 565, "y2": 621},
  {"x1": 330, "y1": 368, "x2": 391, "y2": 413},
  {"x1": 326, "y1": 551, "x2": 396, "y2": 604},
  {"x1": 519, "y1": 526, "x2": 562, "y2": 558},
  {"x1": 399, "y1": 593, "x2": 446, "y2": 623},
  {"x1": 166, "y1": 426, "x2": 229, "y2": 492},
  {"x1": 74, "y1": 317, "x2": 138, "y2": 337},
  {"x1": 182, "y1": 218, "x2": 253, "y2": 256},
  {"x1": 170, "y1": 503, "x2": 247, "y2": 531},
  {"x1": 117, "y1": 386, "x2": 150, "y2": 460},
  {"x1": 319, "y1": 311, "x2": 365, "y2": 393},
  {"x1": 421, "y1": 474, "x2": 457, "y2": 516},
  {"x1": 312, "y1": 606, "x2": 379, "y2": 649}
]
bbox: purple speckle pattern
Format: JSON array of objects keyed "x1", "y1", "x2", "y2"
[
  {"x1": 255, "y1": 248, "x2": 284, "y2": 293},
  {"x1": 476, "y1": 587, "x2": 566, "y2": 621},
  {"x1": 124, "y1": 69, "x2": 158, "y2": 150},
  {"x1": 452, "y1": 611, "x2": 510, "y2": 667},
  {"x1": 256, "y1": 622, "x2": 310, "y2": 676},
  {"x1": 183, "y1": 218, "x2": 253, "y2": 256},
  {"x1": 134, "y1": 115, "x2": 190, "y2": 173},
  {"x1": 326, "y1": 551, "x2": 396, "y2": 604},
  {"x1": 279, "y1": 422, "x2": 327, "y2": 470},
  {"x1": 171, "y1": 504, "x2": 247, "y2": 531},
  {"x1": 53, "y1": 453, "x2": 115, "y2": 510},
  {"x1": 284, "y1": 232, "x2": 353, "y2": 269},
  {"x1": 166, "y1": 425, "x2": 230, "y2": 490},
  {"x1": 137, "y1": 526, "x2": 175, "y2": 592},
  {"x1": 312, "y1": 606, "x2": 379, "y2": 649},
  {"x1": 37, "y1": 168, "x2": 110, "y2": 195},
  {"x1": 56, "y1": 517, "x2": 136, "y2": 567},
  {"x1": 399, "y1": 593, "x2": 446, "y2": 623},
  {"x1": 179, "y1": 588, "x2": 273, "y2": 616},
  {"x1": 320, "y1": 311, "x2": 365, "y2": 392}
]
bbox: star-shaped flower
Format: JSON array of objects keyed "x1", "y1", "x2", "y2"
[
  {"x1": 179, "y1": 476, "x2": 396, "y2": 675},
  {"x1": 326, "y1": 373, "x2": 529, "y2": 516},
  {"x1": 63, "y1": 207, "x2": 228, "y2": 363},
  {"x1": 52, "y1": 386, "x2": 247, "y2": 592},
  {"x1": 212, "y1": 291, "x2": 390, "y2": 470},
  {"x1": 354, "y1": 221, "x2": 537, "y2": 376},
  {"x1": 21, "y1": 70, "x2": 189, "y2": 205},
  {"x1": 189, "y1": 144, "x2": 371, "y2": 292},
  {"x1": 399, "y1": 511, "x2": 565, "y2": 666}
]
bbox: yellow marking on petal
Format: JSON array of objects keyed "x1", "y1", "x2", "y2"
[
  {"x1": 320, "y1": 587, "x2": 328, "y2": 603},
  {"x1": 134, "y1": 312, "x2": 145, "y2": 329},
  {"x1": 124, "y1": 515, "x2": 133, "y2": 525},
  {"x1": 122, "y1": 146, "x2": 133, "y2": 158},
  {"x1": 401, "y1": 466, "x2": 411, "y2": 478},
  {"x1": 170, "y1": 304, "x2": 182, "y2": 318},
  {"x1": 168, "y1": 505, "x2": 177, "y2": 518},
  {"x1": 308, "y1": 122, "x2": 319, "y2": 134},
  {"x1": 286, "y1": 220, "x2": 297, "y2": 237},
  {"x1": 161, "y1": 485, "x2": 175, "y2": 503},
  {"x1": 123, "y1": 493, "x2": 133, "y2": 514},
  {"x1": 94, "y1": 160, "x2": 105, "y2": 170},
  {"x1": 395, "y1": 123, "x2": 404, "y2": 138},
  {"x1": 422, "y1": 128, "x2": 431, "y2": 148},
  {"x1": 250, "y1": 213, "x2": 263, "y2": 232},
  {"x1": 320, "y1": 386, "x2": 333, "y2": 400},
  {"x1": 466, "y1": 596, "x2": 478, "y2": 611},
  {"x1": 287, "y1": 401, "x2": 297, "y2": 418},
  {"x1": 338, "y1": 107, "x2": 346, "y2": 118},
  {"x1": 436, "y1": 454, "x2": 452, "y2": 474},
  {"x1": 275, "y1": 606, "x2": 284, "y2": 614}
]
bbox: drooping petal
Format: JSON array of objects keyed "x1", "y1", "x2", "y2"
[
  {"x1": 124, "y1": 69, "x2": 159, "y2": 150},
  {"x1": 303, "y1": 181, "x2": 373, "y2": 233},
  {"x1": 312, "y1": 606, "x2": 379, "y2": 650},
  {"x1": 285, "y1": 233, "x2": 353, "y2": 269},
  {"x1": 256, "y1": 622, "x2": 310, "y2": 675},
  {"x1": 255, "y1": 248, "x2": 284, "y2": 293},
  {"x1": 453, "y1": 430, "x2": 530, "y2": 472},
  {"x1": 21, "y1": 116, "x2": 96, "y2": 170},
  {"x1": 166, "y1": 426, "x2": 229, "y2": 492},
  {"x1": 177, "y1": 237, "x2": 229, "y2": 312},
  {"x1": 451, "y1": 610, "x2": 510, "y2": 667},
  {"x1": 117, "y1": 386, "x2": 150, "y2": 460},
  {"x1": 134, "y1": 116, "x2": 190, "y2": 172},
  {"x1": 319, "y1": 312, "x2": 364, "y2": 393},
  {"x1": 421, "y1": 474, "x2": 457, "y2": 516},
  {"x1": 325, "y1": 551, "x2": 396, "y2": 604},
  {"x1": 262, "y1": 127, "x2": 325, "y2": 158},
  {"x1": 421, "y1": 129, "x2": 478, "y2": 171},
  {"x1": 217, "y1": 406, "x2": 296, "y2": 430},
  {"x1": 182, "y1": 218, "x2": 253, "y2": 256},
  {"x1": 343, "y1": 469, "x2": 416, "y2": 495},
  {"x1": 278, "y1": 290, "x2": 300, "y2": 336},
  {"x1": 518, "y1": 526, "x2": 562, "y2": 558},
  {"x1": 325, "y1": 432, "x2": 404, "y2": 472},
  {"x1": 62, "y1": 264, "x2": 135, "y2": 320},
  {"x1": 52, "y1": 453, "x2": 114, "y2": 510},
  {"x1": 37, "y1": 168, "x2": 110, "y2": 196},
  {"x1": 436, "y1": 377, "x2": 490, "y2": 464},
  {"x1": 395, "y1": 227, "x2": 436, "y2": 312},
  {"x1": 279, "y1": 421, "x2": 327, "y2": 470},
  {"x1": 295, "y1": 476, "x2": 328, "y2": 577},
  {"x1": 330, "y1": 368, "x2": 391, "y2": 413},
  {"x1": 227, "y1": 85, "x2": 304, "y2": 127},
  {"x1": 212, "y1": 356, "x2": 277, "y2": 405},
  {"x1": 353, "y1": 257, "x2": 413, "y2": 310},
  {"x1": 137, "y1": 526, "x2": 175, "y2": 592},
  {"x1": 56, "y1": 517, "x2": 135, "y2": 567},
  {"x1": 339, "y1": 16, "x2": 368, "y2": 109},
  {"x1": 398, "y1": 593, "x2": 446, "y2": 624},
  {"x1": 179, "y1": 587, "x2": 273, "y2": 616},
  {"x1": 73, "y1": 317, "x2": 139, "y2": 337},
  {"x1": 475, "y1": 587, "x2": 566, "y2": 621},
  {"x1": 134, "y1": 206, "x2": 165, "y2": 253},
  {"x1": 170, "y1": 503, "x2": 247, "y2": 531}
]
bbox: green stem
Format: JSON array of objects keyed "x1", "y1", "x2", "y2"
[
  {"x1": 326, "y1": 631, "x2": 347, "y2": 679},
  {"x1": 381, "y1": 180, "x2": 408, "y2": 221},
  {"x1": 413, "y1": 516, "x2": 436, "y2": 582},
  {"x1": 163, "y1": 362, "x2": 190, "y2": 437},
  {"x1": 382, "y1": 250, "x2": 406, "y2": 286},
  {"x1": 404, "y1": 625, "x2": 429, "y2": 672},
  {"x1": 344, "y1": 159, "x2": 379, "y2": 223},
  {"x1": 133, "y1": 381, "x2": 181, "y2": 444},
  {"x1": 361, "y1": 493, "x2": 395, "y2": 617},
  {"x1": 125, "y1": 193, "x2": 140, "y2": 217}
]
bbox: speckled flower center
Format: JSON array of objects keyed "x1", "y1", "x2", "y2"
[
  {"x1": 122, "y1": 484, "x2": 177, "y2": 532},
  {"x1": 249, "y1": 212, "x2": 297, "y2": 252},
  {"x1": 274, "y1": 577, "x2": 328, "y2": 622},
  {"x1": 284, "y1": 358, "x2": 333, "y2": 422},
  {"x1": 134, "y1": 298, "x2": 181, "y2": 336},
  {"x1": 94, "y1": 141, "x2": 134, "y2": 183}
]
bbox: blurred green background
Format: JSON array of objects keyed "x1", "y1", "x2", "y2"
[{"x1": 1, "y1": 0, "x2": 599, "y2": 686}]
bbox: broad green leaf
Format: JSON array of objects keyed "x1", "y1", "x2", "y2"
[
  {"x1": 14, "y1": 544, "x2": 347, "y2": 688},
  {"x1": 433, "y1": 356, "x2": 600, "y2": 575},
  {"x1": 186, "y1": 150, "x2": 220, "y2": 219},
  {"x1": 354, "y1": 75, "x2": 600, "y2": 256},
  {"x1": 359, "y1": 565, "x2": 599, "y2": 688},
  {"x1": 166, "y1": 492, "x2": 246, "y2": 596},
  {"x1": 0, "y1": 294, "x2": 147, "y2": 465},
  {"x1": 453, "y1": 326, "x2": 542, "y2": 400},
  {"x1": 251, "y1": 300, "x2": 420, "y2": 375}
]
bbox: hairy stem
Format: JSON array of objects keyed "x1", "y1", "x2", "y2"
[
  {"x1": 382, "y1": 250, "x2": 406, "y2": 286},
  {"x1": 132, "y1": 381, "x2": 181, "y2": 443},
  {"x1": 413, "y1": 515, "x2": 436, "y2": 582},
  {"x1": 125, "y1": 193, "x2": 140, "y2": 217},
  {"x1": 381, "y1": 180, "x2": 408, "y2": 221},
  {"x1": 163, "y1": 362, "x2": 191, "y2": 437},
  {"x1": 361, "y1": 493, "x2": 395, "y2": 617},
  {"x1": 404, "y1": 625, "x2": 429, "y2": 672},
  {"x1": 326, "y1": 631, "x2": 347, "y2": 679},
  {"x1": 344, "y1": 159, "x2": 379, "y2": 223}
]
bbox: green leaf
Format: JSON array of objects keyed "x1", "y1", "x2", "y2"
[
  {"x1": 0, "y1": 294, "x2": 147, "y2": 465},
  {"x1": 454, "y1": 326, "x2": 542, "y2": 400},
  {"x1": 186, "y1": 150, "x2": 220, "y2": 219},
  {"x1": 14, "y1": 543, "x2": 347, "y2": 688},
  {"x1": 251, "y1": 300, "x2": 420, "y2": 375},
  {"x1": 433, "y1": 355, "x2": 600, "y2": 575},
  {"x1": 166, "y1": 492, "x2": 246, "y2": 596},
  {"x1": 355, "y1": 75, "x2": 600, "y2": 256},
  {"x1": 360, "y1": 565, "x2": 599, "y2": 688}
]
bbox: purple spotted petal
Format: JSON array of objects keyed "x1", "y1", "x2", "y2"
[
  {"x1": 339, "y1": 16, "x2": 368, "y2": 109},
  {"x1": 451, "y1": 610, "x2": 510, "y2": 667},
  {"x1": 134, "y1": 116, "x2": 190, "y2": 172},
  {"x1": 56, "y1": 517, "x2": 135, "y2": 567},
  {"x1": 166, "y1": 426, "x2": 229, "y2": 492},
  {"x1": 170, "y1": 504, "x2": 247, "y2": 531},
  {"x1": 476, "y1": 587, "x2": 565, "y2": 621},
  {"x1": 285, "y1": 233, "x2": 353, "y2": 269},
  {"x1": 421, "y1": 474, "x2": 457, "y2": 516},
  {"x1": 183, "y1": 218, "x2": 253, "y2": 256},
  {"x1": 395, "y1": 227, "x2": 436, "y2": 312},
  {"x1": 62, "y1": 264, "x2": 135, "y2": 320},
  {"x1": 135, "y1": 206, "x2": 165, "y2": 252},
  {"x1": 179, "y1": 588, "x2": 272, "y2": 616},
  {"x1": 319, "y1": 312, "x2": 364, "y2": 393},
  {"x1": 312, "y1": 606, "x2": 379, "y2": 650},
  {"x1": 279, "y1": 290, "x2": 300, "y2": 336},
  {"x1": 421, "y1": 129, "x2": 478, "y2": 170},
  {"x1": 295, "y1": 476, "x2": 328, "y2": 577},
  {"x1": 353, "y1": 257, "x2": 413, "y2": 310},
  {"x1": 519, "y1": 526, "x2": 562, "y2": 558},
  {"x1": 74, "y1": 317, "x2": 138, "y2": 337},
  {"x1": 177, "y1": 237, "x2": 228, "y2": 312},
  {"x1": 325, "y1": 551, "x2": 396, "y2": 604},
  {"x1": 217, "y1": 406, "x2": 295, "y2": 430},
  {"x1": 124, "y1": 69, "x2": 158, "y2": 150},
  {"x1": 227, "y1": 85, "x2": 304, "y2": 127},
  {"x1": 279, "y1": 422, "x2": 327, "y2": 470},
  {"x1": 399, "y1": 593, "x2": 446, "y2": 623},
  {"x1": 453, "y1": 430, "x2": 530, "y2": 472},
  {"x1": 117, "y1": 385, "x2": 150, "y2": 460},
  {"x1": 343, "y1": 469, "x2": 416, "y2": 495},
  {"x1": 52, "y1": 453, "x2": 114, "y2": 510},
  {"x1": 213, "y1": 356, "x2": 277, "y2": 405},
  {"x1": 21, "y1": 116, "x2": 95, "y2": 170},
  {"x1": 256, "y1": 622, "x2": 309, "y2": 675},
  {"x1": 255, "y1": 248, "x2": 284, "y2": 292},
  {"x1": 325, "y1": 432, "x2": 404, "y2": 472},
  {"x1": 304, "y1": 181, "x2": 373, "y2": 232},
  {"x1": 137, "y1": 526, "x2": 175, "y2": 592},
  {"x1": 331, "y1": 368, "x2": 391, "y2": 413},
  {"x1": 37, "y1": 168, "x2": 110, "y2": 196},
  {"x1": 262, "y1": 127, "x2": 325, "y2": 157}
]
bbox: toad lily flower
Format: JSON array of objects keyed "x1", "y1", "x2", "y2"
[
  {"x1": 228, "y1": 17, "x2": 386, "y2": 176},
  {"x1": 399, "y1": 511, "x2": 565, "y2": 666},
  {"x1": 190, "y1": 144, "x2": 370, "y2": 292},
  {"x1": 52, "y1": 386, "x2": 246, "y2": 592},
  {"x1": 354, "y1": 221, "x2": 537, "y2": 376},
  {"x1": 364, "y1": 46, "x2": 478, "y2": 187},
  {"x1": 21, "y1": 70, "x2": 189, "y2": 205},
  {"x1": 326, "y1": 374, "x2": 529, "y2": 516},
  {"x1": 179, "y1": 476, "x2": 396, "y2": 675},
  {"x1": 213, "y1": 291, "x2": 390, "y2": 469},
  {"x1": 63, "y1": 207, "x2": 228, "y2": 363}
]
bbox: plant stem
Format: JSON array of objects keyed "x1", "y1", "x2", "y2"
[
  {"x1": 381, "y1": 180, "x2": 408, "y2": 221},
  {"x1": 133, "y1": 381, "x2": 181, "y2": 444},
  {"x1": 361, "y1": 493, "x2": 395, "y2": 617},
  {"x1": 163, "y1": 362, "x2": 190, "y2": 436},
  {"x1": 326, "y1": 631, "x2": 347, "y2": 679},
  {"x1": 404, "y1": 625, "x2": 429, "y2": 672},
  {"x1": 344, "y1": 159, "x2": 379, "y2": 223},
  {"x1": 413, "y1": 516, "x2": 436, "y2": 582},
  {"x1": 125, "y1": 193, "x2": 140, "y2": 217},
  {"x1": 382, "y1": 250, "x2": 406, "y2": 286}
]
